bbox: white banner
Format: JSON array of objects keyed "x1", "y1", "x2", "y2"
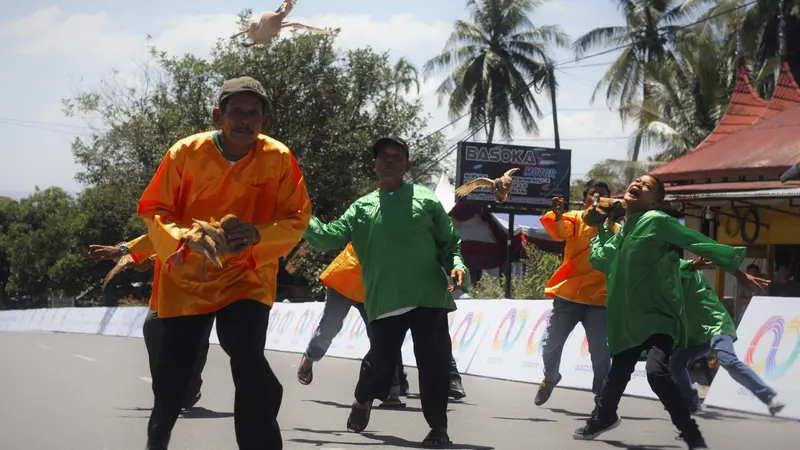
[{"x1": 703, "y1": 296, "x2": 800, "y2": 419}]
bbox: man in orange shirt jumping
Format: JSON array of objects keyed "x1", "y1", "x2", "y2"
[
  {"x1": 138, "y1": 76, "x2": 311, "y2": 450},
  {"x1": 537, "y1": 180, "x2": 615, "y2": 414}
]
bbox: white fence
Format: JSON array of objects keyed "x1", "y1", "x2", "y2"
[{"x1": 1, "y1": 296, "x2": 797, "y2": 419}]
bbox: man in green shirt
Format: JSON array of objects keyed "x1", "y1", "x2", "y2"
[
  {"x1": 303, "y1": 136, "x2": 467, "y2": 448},
  {"x1": 670, "y1": 257, "x2": 786, "y2": 417}
]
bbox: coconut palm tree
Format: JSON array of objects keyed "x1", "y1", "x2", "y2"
[
  {"x1": 423, "y1": 0, "x2": 570, "y2": 143},
  {"x1": 572, "y1": 0, "x2": 702, "y2": 164},
  {"x1": 682, "y1": 0, "x2": 800, "y2": 97},
  {"x1": 626, "y1": 23, "x2": 737, "y2": 160}
]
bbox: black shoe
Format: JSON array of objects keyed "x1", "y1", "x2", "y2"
[
  {"x1": 448, "y1": 378, "x2": 466, "y2": 400},
  {"x1": 182, "y1": 391, "x2": 201, "y2": 410},
  {"x1": 400, "y1": 378, "x2": 410, "y2": 396},
  {"x1": 572, "y1": 415, "x2": 622, "y2": 440},
  {"x1": 422, "y1": 427, "x2": 452, "y2": 448},
  {"x1": 534, "y1": 378, "x2": 557, "y2": 406},
  {"x1": 675, "y1": 431, "x2": 708, "y2": 449}
]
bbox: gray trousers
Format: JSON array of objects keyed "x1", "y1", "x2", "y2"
[{"x1": 143, "y1": 309, "x2": 212, "y2": 400}]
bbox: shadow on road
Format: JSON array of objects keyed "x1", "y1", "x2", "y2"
[
  {"x1": 491, "y1": 416, "x2": 556, "y2": 423},
  {"x1": 548, "y1": 408, "x2": 664, "y2": 421},
  {"x1": 289, "y1": 431, "x2": 497, "y2": 449},
  {"x1": 115, "y1": 406, "x2": 234, "y2": 419},
  {"x1": 303, "y1": 399, "x2": 455, "y2": 414},
  {"x1": 600, "y1": 440, "x2": 681, "y2": 449}
]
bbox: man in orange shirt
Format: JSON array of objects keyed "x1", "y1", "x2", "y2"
[
  {"x1": 138, "y1": 76, "x2": 311, "y2": 450},
  {"x1": 88, "y1": 235, "x2": 211, "y2": 410},
  {"x1": 537, "y1": 180, "x2": 615, "y2": 414}
]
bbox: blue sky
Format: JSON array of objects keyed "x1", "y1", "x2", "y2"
[{"x1": 0, "y1": 0, "x2": 635, "y2": 199}]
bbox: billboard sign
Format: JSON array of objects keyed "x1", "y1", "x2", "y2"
[{"x1": 455, "y1": 141, "x2": 572, "y2": 212}]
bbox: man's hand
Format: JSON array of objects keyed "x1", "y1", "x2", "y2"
[
  {"x1": 551, "y1": 196, "x2": 565, "y2": 220},
  {"x1": 734, "y1": 270, "x2": 770, "y2": 292},
  {"x1": 450, "y1": 269, "x2": 465, "y2": 288},
  {"x1": 225, "y1": 221, "x2": 261, "y2": 254},
  {"x1": 689, "y1": 256, "x2": 715, "y2": 271},
  {"x1": 88, "y1": 245, "x2": 122, "y2": 262}
]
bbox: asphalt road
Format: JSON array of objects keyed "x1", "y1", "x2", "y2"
[{"x1": 0, "y1": 332, "x2": 797, "y2": 450}]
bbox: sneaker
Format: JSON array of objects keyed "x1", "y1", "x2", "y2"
[
  {"x1": 689, "y1": 402, "x2": 703, "y2": 415},
  {"x1": 768, "y1": 396, "x2": 786, "y2": 416},
  {"x1": 535, "y1": 378, "x2": 557, "y2": 406},
  {"x1": 448, "y1": 378, "x2": 466, "y2": 400},
  {"x1": 572, "y1": 415, "x2": 621, "y2": 440}
]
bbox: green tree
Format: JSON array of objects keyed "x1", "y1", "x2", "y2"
[
  {"x1": 61, "y1": 20, "x2": 446, "y2": 299},
  {"x1": 573, "y1": 0, "x2": 700, "y2": 166},
  {"x1": 423, "y1": 0, "x2": 569, "y2": 143},
  {"x1": 469, "y1": 243, "x2": 562, "y2": 299}
]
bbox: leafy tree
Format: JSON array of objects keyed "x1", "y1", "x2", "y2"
[
  {"x1": 469, "y1": 243, "x2": 562, "y2": 299},
  {"x1": 59, "y1": 20, "x2": 446, "y2": 299},
  {"x1": 423, "y1": 0, "x2": 569, "y2": 143}
]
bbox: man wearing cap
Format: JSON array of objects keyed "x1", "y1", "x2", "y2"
[
  {"x1": 303, "y1": 135, "x2": 467, "y2": 448},
  {"x1": 138, "y1": 76, "x2": 311, "y2": 450}
]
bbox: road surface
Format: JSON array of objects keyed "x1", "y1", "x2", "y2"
[{"x1": 0, "y1": 332, "x2": 797, "y2": 449}]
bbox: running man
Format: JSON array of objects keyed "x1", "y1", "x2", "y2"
[
  {"x1": 303, "y1": 135, "x2": 467, "y2": 448},
  {"x1": 536, "y1": 180, "x2": 615, "y2": 413},
  {"x1": 138, "y1": 76, "x2": 311, "y2": 450}
]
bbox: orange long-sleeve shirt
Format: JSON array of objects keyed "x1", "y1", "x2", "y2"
[
  {"x1": 319, "y1": 243, "x2": 364, "y2": 303},
  {"x1": 123, "y1": 234, "x2": 158, "y2": 311},
  {"x1": 540, "y1": 210, "x2": 618, "y2": 307},
  {"x1": 137, "y1": 131, "x2": 312, "y2": 318}
]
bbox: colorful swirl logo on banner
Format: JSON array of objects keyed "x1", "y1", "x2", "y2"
[
  {"x1": 275, "y1": 310, "x2": 295, "y2": 335},
  {"x1": 347, "y1": 314, "x2": 368, "y2": 341},
  {"x1": 579, "y1": 336, "x2": 590, "y2": 358},
  {"x1": 525, "y1": 309, "x2": 553, "y2": 355},
  {"x1": 452, "y1": 311, "x2": 483, "y2": 350},
  {"x1": 294, "y1": 309, "x2": 318, "y2": 336},
  {"x1": 743, "y1": 315, "x2": 800, "y2": 381},
  {"x1": 334, "y1": 311, "x2": 357, "y2": 340},
  {"x1": 492, "y1": 308, "x2": 529, "y2": 351}
]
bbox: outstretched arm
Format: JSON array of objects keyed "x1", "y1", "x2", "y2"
[
  {"x1": 303, "y1": 204, "x2": 358, "y2": 252},
  {"x1": 655, "y1": 215, "x2": 745, "y2": 274}
]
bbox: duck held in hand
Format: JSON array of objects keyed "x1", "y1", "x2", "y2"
[
  {"x1": 581, "y1": 193, "x2": 627, "y2": 227},
  {"x1": 165, "y1": 214, "x2": 243, "y2": 279}
]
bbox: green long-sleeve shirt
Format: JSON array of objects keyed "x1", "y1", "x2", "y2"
[
  {"x1": 679, "y1": 259, "x2": 738, "y2": 346},
  {"x1": 304, "y1": 183, "x2": 468, "y2": 322},
  {"x1": 589, "y1": 210, "x2": 745, "y2": 356}
]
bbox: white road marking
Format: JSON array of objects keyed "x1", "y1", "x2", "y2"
[
  {"x1": 37, "y1": 344, "x2": 50, "y2": 349},
  {"x1": 72, "y1": 354, "x2": 96, "y2": 362},
  {"x1": 137, "y1": 376, "x2": 152, "y2": 383}
]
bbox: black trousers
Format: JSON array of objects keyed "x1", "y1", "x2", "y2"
[
  {"x1": 355, "y1": 307, "x2": 451, "y2": 430},
  {"x1": 147, "y1": 300, "x2": 282, "y2": 450},
  {"x1": 142, "y1": 310, "x2": 212, "y2": 401},
  {"x1": 596, "y1": 334, "x2": 702, "y2": 439},
  {"x1": 395, "y1": 350, "x2": 462, "y2": 382}
]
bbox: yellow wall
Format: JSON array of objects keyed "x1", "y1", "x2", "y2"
[{"x1": 715, "y1": 204, "x2": 800, "y2": 246}]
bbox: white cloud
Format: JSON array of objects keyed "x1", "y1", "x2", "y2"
[{"x1": 0, "y1": 4, "x2": 632, "y2": 193}]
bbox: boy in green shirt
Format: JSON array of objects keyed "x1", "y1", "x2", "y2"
[
  {"x1": 670, "y1": 257, "x2": 786, "y2": 417},
  {"x1": 303, "y1": 136, "x2": 467, "y2": 448},
  {"x1": 578, "y1": 173, "x2": 768, "y2": 449}
]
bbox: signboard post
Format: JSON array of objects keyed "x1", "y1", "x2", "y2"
[{"x1": 455, "y1": 141, "x2": 572, "y2": 298}]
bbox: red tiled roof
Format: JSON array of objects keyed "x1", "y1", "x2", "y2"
[
  {"x1": 692, "y1": 64, "x2": 767, "y2": 152},
  {"x1": 650, "y1": 104, "x2": 800, "y2": 180},
  {"x1": 754, "y1": 60, "x2": 800, "y2": 123}
]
